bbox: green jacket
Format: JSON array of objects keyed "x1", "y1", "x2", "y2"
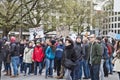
[{"x1": 88, "y1": 42, "x2": 102, "y2": 65}]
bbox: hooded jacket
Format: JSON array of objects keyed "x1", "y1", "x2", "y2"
[
  {"x1": 55, "y1": 44, "x2": 64, "y2": 59},
  {"x1": 32, "y1": 46, "x2": 44, "y2": 62},
  {"x1": 45, "y1": 46, "x2": 55, "y2": 60},
  {"x1": 74, "y1": 42, "x2": 83, "y2": 60}
]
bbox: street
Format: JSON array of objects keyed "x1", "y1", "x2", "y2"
[{"x1": 1, "y1": 69, "x2": 119, "y2": 80}]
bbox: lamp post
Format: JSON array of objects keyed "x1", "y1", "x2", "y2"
[{"x1": 19, "y1": 0, "x2": 23, "y2": 39}]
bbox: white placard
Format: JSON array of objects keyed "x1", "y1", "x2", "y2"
[{"x1": 29, "y1": 26, "x2": 44, "y2": 40}]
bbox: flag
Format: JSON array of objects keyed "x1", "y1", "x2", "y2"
[{"x1": 114, "y1": 0, "x2": 120, "y2": 12}]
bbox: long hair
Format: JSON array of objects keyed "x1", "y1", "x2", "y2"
[
  {"x1": 117, "y1": 41, "x2": 120, "y2": 50},
  {"x1": 50, "y1": 40, "x2": 56, "y2": 53}
]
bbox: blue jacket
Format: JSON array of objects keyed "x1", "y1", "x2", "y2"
[
  {"x1": 55, "y1": 44, "x2": 64, "y2": 59},
  {"x1": 45, "y1": 46, "x2": 55, "y2": 60}
]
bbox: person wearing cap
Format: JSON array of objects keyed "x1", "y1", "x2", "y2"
[
  {"x1": 32, "y1": 40, "x2": 44, "y2": 75},
  {"x1": 45, "y1": 39, "x2": 56, "y2": 78},
  {"x1": 88, "y1": 34, "x2": 102, "y2": 80},
  {"x1": 9, "y1": 36, "x2": 20, "y2": 78}
]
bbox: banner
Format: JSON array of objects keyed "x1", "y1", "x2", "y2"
[
  {"x1": 115, "y1": 34, "x2": 120, "y2": 40},
  {"x1": 29, "y1": 26, "x2": 44, "y2": 40},
  {"x1": 107, "y1": 32, "x2": 116, "y2": 39},
  {"x1": 114, "y1": 0, "x2": 120, "y2": 12}
]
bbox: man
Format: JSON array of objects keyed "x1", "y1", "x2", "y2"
[
  {"x1": 88, "y1": 34, "x2": 102, "y2": 80},
  {"x1": 55, "y1": 39, "x2": 64, "y2": 78},
  {"x1": 10, "y1": 36, "x2": 20, "y2": 78},
  {"x1": 0, "y1": 39, "x2": 4, "y2": 79},
  {"x1": 96, "y1": 37, "x2": 109, "y2": 80},
  {"x1": 72, "y1": 36, "x2": 83, "y2": 80},
  {"x1": 82, "y1": 38, "x2": 90, "y2": 79}
]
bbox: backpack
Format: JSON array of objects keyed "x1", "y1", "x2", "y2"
[{"x1": 106, "y1": 43, "x2": 112, "y2": 56}]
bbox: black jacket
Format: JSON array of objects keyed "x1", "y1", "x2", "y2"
[
  {"x1": 19, "y1": 44, "x2": 25, "y2": 57},
  {"x1": 74, "y1": 42, "x2": 83, "y2": 60},
  {"x1": 10, "y1": 42, "x2": 19, "y2": 57},
  {"x1": 62, "y1": 45, "x2": 77, "y2": 69}
]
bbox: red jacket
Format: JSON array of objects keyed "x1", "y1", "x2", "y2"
[{"x1": 32, "y1": 46, "x2": 44, "y2": 62}]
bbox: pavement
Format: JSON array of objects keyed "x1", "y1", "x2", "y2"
[{"x1": 1, "y1": 69, "x2": 119, "y2": 80}]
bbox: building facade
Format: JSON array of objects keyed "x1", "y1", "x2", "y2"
[{"x1": 102, "y1": 1, "x2": 120, "y2": 36}]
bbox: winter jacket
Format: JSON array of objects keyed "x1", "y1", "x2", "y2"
[
  {"x1": 45, "y1": 46, "x2": 55, "y2": 60},
  {"x1": 32, "y1": 46, "x2": 44, "y2": 62},
  {"x1": 23, "y1": 47, "x2": 33, "y2": 63},
  {"x1": 19, "y1": 44, "x2": 25, "y2": 57},
  {"x1": 82, "y1": 43, "x2": 89, "y2": 60},
  {"x1": 88, "y1": 42, "x2": 102, "y2": 65},
  {"x1": 55, "y1": 44, "x2": 64, "y2": 59},
  {"x1": 74, "y1": 42, "x2": 83, "y2": 60},
  {"x1": 10, "y1": 42, "x2": 20, "y2": 57},
  {"x1": 62, "y1": 45, "x2": 78, "y2": 70}
]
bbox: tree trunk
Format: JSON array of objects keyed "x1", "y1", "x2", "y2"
[{"x1": 2, "y1": 27, "x2": 9, "y2": 37}]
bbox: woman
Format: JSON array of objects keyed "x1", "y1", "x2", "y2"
[
  {"x1": 113, "y1": 41, "x2": 120, "y2": 80},
  {"x1": 32, "y1": 40, "x2": 44, "y2": 75},
  {"x1": 45, "y1": 40, "x2": 56, "y2": 78},
  {"x1": 62, "y1": 39, "x2": 77, "y2": 80},
  {"x1": 23, "y1": 42, "x2": 33, "y2": 76}
]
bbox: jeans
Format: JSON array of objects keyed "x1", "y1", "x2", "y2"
[
  {"x1": 79, "y1": 60, "x2": 84, "y2": 79},
  {"x1": 99, "y1": 59, "x2": 104, "y2": 80},
  {"x1": 56, "y1": 59, "x2": 61, "y2": 76},
  {"x1": 106, "y1": 56, "x2": 113, "y2": 74},
  {"x1": 6, "y1": 63, "x2": 11, "y2": 71},
  {"x1": 72, "y1": 60, "x2": 80, "y2": 80},
  {"x1": 24, "y1": 63, "x2": 32, "y2": 75},
  {"x1": 34, "y1": 61, "x2": 43, "y2": 75},
  {"x1": 11, "y1": 56, "x2": 19, "y2": 76},
  {"x1": 65, "y1": 69, "x2": 72, "y2": 80},
  {"x1": 19, "y1": 56, "x2": 24, "y2": 73},
  {"x1": 83, "y1": 59, "x2": 90, "y2": 78},
  {"x1": 45, "y1": 58, "x2": 54, "y2": 77},
  {"x1": 90, "y1": 64, "x2": 100, "y2": 80}
]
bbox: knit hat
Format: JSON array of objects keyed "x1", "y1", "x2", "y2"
[{"x1": 36, "y1": 40, "x2": 40, "y2": 43}]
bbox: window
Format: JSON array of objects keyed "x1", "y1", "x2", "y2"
[
  {"x1": 115, "y1": 12, "x2": 117, "y2": 15},
  {"x1": 118, "y1": 23, "x2": 120, "y2": 28},
  {"x1": 115, "y1": 23, "x2": 117, "y2": 28},
  {"x1": 109, "y1": 18, "x2": 111, "y2": 22},
  {"x1": 115, "y1": 17, "x2": 117, "y2": 21},
  {"x1": 118, "y1": 30, "x2": 120, "y2": 34},
  {"x1": 109, "y1": 24, "x2": 110, "y2": 28},
  {"x1": 112, "y1": 17, "x2": 114, "y2": 22},
  {"x1": 118, "y1": 17, "x2": 120, "y2": 21},
  {"x1": 112, "y1": 24, "x2": 113, "y2": 28}
]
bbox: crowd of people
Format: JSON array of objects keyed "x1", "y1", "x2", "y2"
[{"x1": 0, "y1": 34, "x2": 120, "y2": 80}]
